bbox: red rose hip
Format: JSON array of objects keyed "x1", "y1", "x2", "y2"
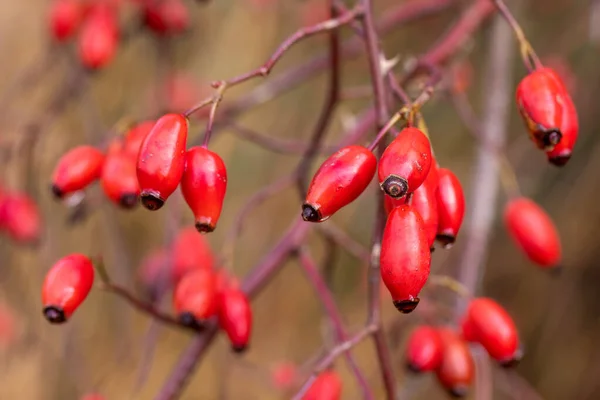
[
  {"x1": 49, "y1": 0, "x2": 83, "y2": 41},
  {"x1": 435, "y1": 328, "x2": 474, "y2": 398},
  {"x1": 405, "y1": 325, "x2": 443, "y2": 373},
  {"x1": 302, "y1": 370, "x2": 342, "y2": 400},
  {"x1": 181, "y1": 147, "x2": 227, "y2": 233},
  {"x1": 136, "y1": 113, "x2": 188, "y2": 210},
  {"x1": 504, "y1": 197, "x2": 561, "y2": 268},
  {"x1": 42, "y1": 254, "x2": 95, "y2": 323},
  {"x1": 378, "y1": 127, "x2": 432, "y2": 199},
  {"x1": 302, "y1": 145, "x2": 376, "y2": 222},
  {"x1": 173, "y1": 268, "x2": 217, "y2": 328},
  {"x1": 101, "y1": 151, "x2": 140, "y2": 209},
  {"x1": 218, "y1": 287, "x2": 252, "y2": 352},
  {"x1": 51, "y1": 145, "x2": 105, "y2": 198},
  {"x1": 436, "y1": 168, "x2": 465, "y2": 248},
  {"x1": 123, "y1": 120, "x2": 155, "y2": 158},
  {"x1": 77, "y1": 5, "x2": 120, "y2": 70},
  {"x1": 380, "y1": 204, "x2": 431, "y2": 313},
  {"x1": 410, "y1": 162, "x2": 440, "y2": 248},
  {"x1": 171, "y1": 227, "x2": 215, "y2": 282},
  {"x1": 0, "y1": 192, "x2": 42, "y2": 245}
]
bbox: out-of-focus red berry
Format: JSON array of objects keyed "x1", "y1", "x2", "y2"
[
  {"x1": 435, "y1": 328, "x2": 474, "y2": 398},
  {"x1": 51, "y1": 145, "x2": 105, "y2": 198},
  {"x1": 0, "y1": 192, "x2": 42, "y2": 245},
  {"x1": 123, "y1": 120, "x2": 155, "y2": 159},
  {"x1": 171, "y1": 227, "x2": 215, "y2": 282},
  {"x1": 218, "y1": 288, "x2": 252, "y2": 352},
  {"x1": 271, "y1": 362, "x2": 297, "y2": 390},
  {"x1": 173, "y1": 269, "x2": 217, "y2": 328},
  {"x1": 78, "y1": 5, "x2": 120, "y2": 70},
  {"x1": 435, "y1": 168, "x2": 465, "y2": 248},
  {"x1": 302, "y1": 370, "x2": 342, "y2": 400},
  {"x1": 49, "y1": 0, "x2": 84, "y2": 41},
  {"x1": 405, "y1": 325, "x2": 443, "y2": 373},
  {"x1": 101, "y1": 151, "x2": 140, "y2": 209}
]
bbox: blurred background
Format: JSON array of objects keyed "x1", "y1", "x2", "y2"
[{"x1": 0, "y1": 0, "x2": 598, "y2": 399}]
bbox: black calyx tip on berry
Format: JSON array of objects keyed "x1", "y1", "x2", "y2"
[
  {"x1": 393, "y1": 298, "x2": 420, "y2": 314},
  {"x1": 195, "y1": 221, "x2": 215, "y2": 234},
  {"x1": 178, "y1": 312, "x2": 204, "y2": 330},
  {"x1": 381, "y1": 175, "x2": 408, "y2": 199},
  {"x1": 448, "y1": 385, "x2": 469, "y2": 398},
  {"x1": 140, "y1": 191, "x2": 165, "y2": 211},
  {"x1": 548, "y1": 153, "x2": 571, "y2": 167},
  {"x1": 539, "y1": 127, "x2": 562, "y2": 150},
  {"x1": 436, "y1": 233, "x2": 456, "y2": 248},
  {"x1": 51, "y1": 184, "x2": 64, "y2": 199},
  {"x1": 406, "y1": 362, "x2": 423, "y2": 374},
  {"x1": 232, "y1": 344, "x2": 248, "y2": 354},
  {"x1": 301, "y1": 204, "x2": 322, "y2": 223},
  {"x1": 500, "y1": 347, "x2": 524, "y2": 369},
  {"x1": 43, "y1": 305, "x2": 67, "y2": 324},
  {"x1": 119, "y1": 193, "x2": 139, "y2": 209}
]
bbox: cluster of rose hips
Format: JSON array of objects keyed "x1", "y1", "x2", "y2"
[
  {"x1": 42, "y1": 227, "x2": 253, "y2": 352},
  {"x1": 49, "y1": 0, "x2": 191, "y2": 70},
  {"x1": 0, "y1": 187, "x2": 41, "y2": 245},
  {"x1": 405, "y1": 297, "x2": 520, "y2": 397}
]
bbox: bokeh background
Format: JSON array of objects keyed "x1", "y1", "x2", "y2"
[{"x1": 0, "y1": 0, "x2": 598, "y2": 399}]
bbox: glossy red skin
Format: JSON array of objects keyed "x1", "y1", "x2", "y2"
[
  {"x1": 516, "y1": 67, "x2": 565, "y2": 150},
  {"x1": 171, "y1": 227, "x2": 215, "y2": 282},
  {"x1": 52, "y1": 145, "x2": 105, "y2": 197},
  {"x1": 410, "y1": 162, "x2": 439, "y2": 248},
  {"x1": 49, "y1": 0, "x2": 83, "y2": 41},
  {"x1": 181, "y1": 147, "x2": 228, "y2": 233},
  {"x1": 101, "y1": 151, "x2": 140, "y2": 208},
  {"x1": 124, "y1": 120, "x2": 155, "y2": 158},
  {"x1": 461, "y1": 298, "x2": 519, "y2": 363},
  {"x1": 436, "y1": 168, "x2": 465, "y2": 247},
  {"x1": 406, "y1": 325, "x2": 443, "y2": 372},
  {"x1": 78, "y1": 6, "x2": 120, "y2": 70},
  {"x1": 218, "y1": 288, "x2": 253, "y2": 352},
  {"x1": 42, "y1": 254, "x2": 95, "y2": 320},
  {"x1": 435, "y1": 328, "x2": 474, "y2": 397},
  {"x1": 504, "y1": 197, "x2": 561, "y2": 268},
  {"x1": 543, "y1": 69, "x2": 579, "y2": 166},
  {"x1": 302, "y1": 370, "x2": 342, "y2": 400},
  {"x1": 303, "y1": 145, "x2": 377, "y2": 222},
  {"x1": 144, "y1": 0, "x2": 190, "y2": 35},
  {"x1": 173, "y1": 269, "x2": 218, "y2": 321},
  {"x1": 380, "y1": 205, "x2": 431, "y2": 311},
  {"x1": 136, "y1": 113, "x2": 188, "y2": 208},
  {"x1": 378, "y1": 127, "x2": 432, "y2": 198},
  {"x1": 0, "y1": 193, "x2": 42, "y2": 244}
]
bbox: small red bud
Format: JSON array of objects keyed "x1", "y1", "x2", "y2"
[
  {"x1": 77, "y1": 5, "x2": 120, "y2": 70},
  {"x1": 171, "y1": 227, "x2": 215, "y2": 283},
  {"x1": 181, "y1": 147, "x2": 227, "y2": 233},
  {"x1": 101, "y1": 151, "x2": 140, "y2": 209},
  {"x1": 173, "y1": 269, "x2": 217, "y2": 329},
  {"x1": 49, "y1": 0, "x2": 84, "y2": 41},
  {"x1": 51, "y1": 145, "x2": 105, "y2": 198},
  {"x1": 435, "y1": 328, "x2": 474, "y2": 398},
  {"x1": 461, "y1": 298, "x2": 521, "y2": 366},
  {"x1": 504, "y1": 197, "x2": 561, "y2": 268},
  {"x1": 143, "y1": 0, "x2": 190, "y2": 35},
  {"x1": 302, "y1": 145, "x2": 376, "y2": 222},
  {"x1": 380, "y1": 204, "x2": 431, "y2": 313},
  {"x1": 123, "y1": 120, "x2": 155, "y2": 158},
  {"x1": 218, "y1": 288, "x2": 252, "y2": 353},
  {"x1": 0, "y1": 193, "x2": 42, "y2": 244},
  {"x1": 42, "y1": 254, "x2": 95, "y2": 324},
  {"x1": 378, "y1": 127, "x2": 432, "y2": 199},
  {"x1": 435, "y1": 168, "x2": 465, "y2": 248},
  {"x1": 405, "y1": 325, "x2": 443, "y2": 373},
  {"x1": 302, "y1": 370, "x2": 342, "y2": 400},
  {"x1": 136, "y1": 113, "x2": 188, "y2": 210},
  {"x1": 516, "y1": 67, "x2": 566, "y2": 150}
]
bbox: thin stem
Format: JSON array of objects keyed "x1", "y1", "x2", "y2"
[
  {"x1": 317, "y1": 224, "x2": 371, "y2": 264},
  {"x1": 291, "y1": 325, "x2": 377, "y2": 400},
  {"x1": 427, "y1": 274, "x2": 472, "y2": 299},
  {"x1": 297, "y1": 248, "x2": 373, "y2": 399}
]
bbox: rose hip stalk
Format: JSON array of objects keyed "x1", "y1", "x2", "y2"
[
  {"x1": 435, "y1": 328, "x2": 474, "y2": 398},
  {"x1": 516, "y1": 67, "x2": 566, "y2": 150},
  {"x1": 77, "y1": 5, "x2": 120, "y2": 70},
  {"x1": 49, "y1": 0, "x2": 84, "y2": 42},
  {"x1": 380, "y1": 204, "x2": 431, "y2": 313},
  {"x1": 302, "y1": 370, "x2": 342, "y2": 400},
  {"x1": 302, "y1": 145, "x2": 376, "y2": 223},
  {"x1": 504, "y1": 197, "x2": 561, "y2": 269},
  {"x1": 181, "y1": 147, "x2": 228, "y2": 233},
  {"x1": 51, "y1": 145, "x2": 105, "y2": 198},
  {"x1": 218, "y1": 287, "x2": 252, "y2": 352},
  {"x1": 377, "y1": 127, "x2": 432, "y2": 199},
  {"x1": 436, "y1": 168, "x2": 465, "y2": 248},
  {"x1": 171, "y1": 227, "x2": 215, "y2": 282},
  {"x1": 173, "y1": 269, "x2": 217, "y2": 328},
  {"x1": 0, "y1": 192, "x2": 42, "y2": 245},
  {"x1": 405, "y1": 325, "x2": 443, "y2": 373},
  {"x1": 101, "y1": 151, "x2": 140, "y2": 209},
  {"x1": 461, "y1": 298, "x2": 521, "y2": 367},
  {"x1": 136, "y1": 113, "x2": 188, "y2": 210},
  {"x1": 42, "y1": 254, "x2": 95, "y2": 324}
]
